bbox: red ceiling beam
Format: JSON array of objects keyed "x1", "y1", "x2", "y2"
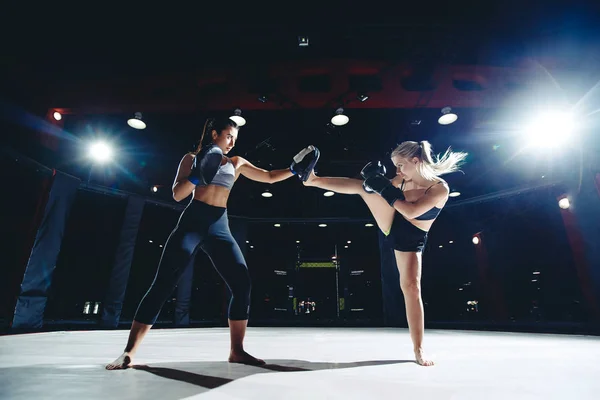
[{"x1": 47, "y1": 59, "x2": 560, "y2": 115}]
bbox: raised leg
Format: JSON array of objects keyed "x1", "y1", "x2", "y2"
[{"x1": 304, "y1": 171, "x2": 396, "y2": 232}]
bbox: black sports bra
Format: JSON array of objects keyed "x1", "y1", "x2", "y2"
[{"x1": 400, "y1": 180, "x2": 444, "y2": 221}]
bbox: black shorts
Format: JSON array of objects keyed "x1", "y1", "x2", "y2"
[{"x1": 386, "y1": 212, "x2": 428, "y2": 252}]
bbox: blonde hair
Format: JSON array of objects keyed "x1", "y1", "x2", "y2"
[{"x1": 391, "y1": 140, "x2": 468, "y2": 181}]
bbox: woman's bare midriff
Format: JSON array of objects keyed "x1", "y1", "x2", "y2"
[{"x1": 192, "y1": 185, "x2": 231, "y2": 208}]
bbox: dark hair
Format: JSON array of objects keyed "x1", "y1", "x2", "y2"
[{"x1": 193, "y1": 117, "x2": 238, "y2": 155}]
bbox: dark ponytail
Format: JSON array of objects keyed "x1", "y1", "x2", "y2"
[{"x1": 192, "y1": 117, "x2": 239, "y2": 155}]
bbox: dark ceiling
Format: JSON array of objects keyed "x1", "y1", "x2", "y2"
[{"x1": 2, "y1": 3, "x2": 599, "y2": 219}]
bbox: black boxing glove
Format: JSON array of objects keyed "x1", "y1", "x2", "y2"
[{"x1": 187, "y1": 144, "x2": 223, "y2": 186}]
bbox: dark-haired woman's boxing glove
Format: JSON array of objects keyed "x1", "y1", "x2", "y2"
[{"x1": 187, "y1": 144, "x2": 223, "y2": 186}]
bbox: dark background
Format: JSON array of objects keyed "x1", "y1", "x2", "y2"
[{"x1": 1, "y1": 2, "x2": 599, "y2": 331}]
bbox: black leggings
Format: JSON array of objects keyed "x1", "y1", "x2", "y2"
[{"x1": 134, "y1": 200, "x2": 251, "y2": 325}]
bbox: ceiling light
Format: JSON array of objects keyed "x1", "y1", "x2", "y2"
[
  {"x1": 127, "y1": 112, "x2": 146, "y2": 129},
  {"x1": 318, "y1": 224, "x2": 327, "y2": 227},
  {"x1": 230, "y1": 108, "x2": 246, "y2": 126},
  {"x1": 449, "y1": 191, "x2": 461, "y2": 197},
  {"x1": 331, "y1": 108, "x2": 349, "y2": 126},
  {"x1": 438, "y1": 107, "x2": 458, "y2": 125},
  {"x1": 558, "y1": 197, "x2": 570, "y2": 209},
  {"x1": 88, "y1": 141, "x2": 113, "y2": 163},
  {"x1": 261, "y1": 191, "x2": 273, "y2": 198},
  {"x1": 274, "y1": 223, "x2": 281, "y2": 227},
  {"x1": 323, "y1": 191, "x2": 334, "y2": 197},
  {"x1": 53, "y1": 111, "x2": 62, "y2": 121},
  {"x1": 298, "y1": 36, "x2": 309, "y2": 46},
  {"x1": 365, "y1": 223, "x2": 374, "y2": 227}
]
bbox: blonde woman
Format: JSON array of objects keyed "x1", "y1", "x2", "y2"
[{"x1": 304, "y1": 140, "x2": 467, "y2": 366}]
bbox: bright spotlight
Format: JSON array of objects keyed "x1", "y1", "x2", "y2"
[
  {"x1": 323, "y1": 191, "x2": 335, "y2": 197},
  {"x1": 525, "y1": 111, "x2": 574, "y2": 147},
  {"x1": 365, "y1": 223, "x2": 374, "y2": 227},
  {"x1": 318, "y1": 224, "x2": 327, "y2": 227},
  {"x1": 449, "y1": 191, "x2": 461, "y2": 198},
  {"x1": 151, "y1": 186, "x2": 159, "y2": 193},
  {"x1": 472, "y1": 236, "x2": 480, "y2": 245},
  {"x1": 274, "y1": 223, "x2": 281, "y2": 227},
  {"x1": 558, "y1": 197, "x2": 570, "y2": 209},
  {"x1": 53, "y1": 111, "x2": 62, "y2": 121},
  {"x1": 89, "y1": 141, "x2": 113, "y2": 163},
  {"x1": 261, "y1": 191, "x2": 273, "y2": 198}
]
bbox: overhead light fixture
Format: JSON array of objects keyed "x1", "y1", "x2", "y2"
[
  {"x1": 318, "y1": 224, "x2": 327, "y2": 227},
  {"x1": 331, "y1": 108, "x2": 349, "y2": 126},
  {"x1": 558, "y1": 197, "x2": 570, "y2": 209},
  {"x1": 261, "y1": 190, "x2": 273, "y2": 198},
  {"x1": 438, "y1": 107, "x2": 458, "y2": 125},
  {"x1": 151, "y1": 186, "x2": 159, "y2": 193},
  {"x1": 472, "y1": 236, "x2": 480, "y2": 245},
  {"x1": 53, "y1": 111, "x2": 62, "y2": 121},
  {"x1": 296, "y1": 240, "x2": 300, "y2": 243},
  {"x1": 323, "y1": 191, "x2": 334, "y2": 197},
  {"x1": 274, "y1": 223, "x2": 281, "y2": 227},
  {"x1": 298, "y1": 36, "x2": 309, "y2": 47},
  {"x1": 127, "y1": 112, "x2": 147, "y2": 129},
  {"x1": 357, "y1": 93, "x2": 369, "y2": 102},
  {"x1": 449, "y1": 191, "x2": 461, "y2": 197},
  {"x1": 365, "y1": 223, "x2": 374, "y2": 227},
  {"x1": 347, "y1": 240, "x2": 351, "y2": 244},
  {"x1": 229, "y1": 108, "x2": 246, "y2": 126}
]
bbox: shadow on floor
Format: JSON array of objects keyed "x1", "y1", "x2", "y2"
[{"x1": 132, "y1": 359, "x2": 414, "y2": 390}]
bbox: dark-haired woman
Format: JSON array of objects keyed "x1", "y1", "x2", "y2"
[{"x1": 107, "y1": 118, "x2": 319, "y2": 369}]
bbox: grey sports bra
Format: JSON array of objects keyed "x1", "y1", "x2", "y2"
[{"x1": 206, "y1": 158, "x2": 235, "y2": 190}]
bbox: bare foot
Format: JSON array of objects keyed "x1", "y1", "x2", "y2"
[
  {"x1": 229, "y1": 350, "x2": 265, "y2": 366},
  {"x1": 105, "y1": 352, "x2": 133, "y2": 370},
  {"x1": 415, "y1": 348, "x2": 434, "y2": 366}
]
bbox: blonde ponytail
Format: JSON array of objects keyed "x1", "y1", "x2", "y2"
[{"x1": 391, "y1": 140, "x2": 467, "y2": 180}]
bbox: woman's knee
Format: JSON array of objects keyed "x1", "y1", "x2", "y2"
[
  {"x1": 234, "y1": 266, "x2": 252, "y2": 297},
  {"x1": 400, "y1": 279, "x2": 421, "y2": 297}
]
